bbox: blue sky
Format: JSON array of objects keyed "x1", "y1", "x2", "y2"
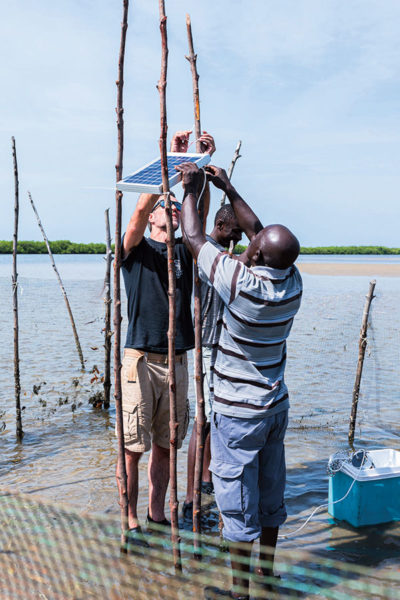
[{"x1": 1, "y1": 1, "x2": 399, "y2": 246}]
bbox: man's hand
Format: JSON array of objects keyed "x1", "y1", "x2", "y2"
[
  {"x1": 170, "y1": 130, "x2": 192, "y2": 153},
  {"x1": 198, "y1": 131, "x2": 216, "y2": 156},
  {"x1": 204, "y1": 165, "x2": 231, "y2": 191},
  {"x1": 175, "y1": 162, "x2": 204, "y2": 195}
]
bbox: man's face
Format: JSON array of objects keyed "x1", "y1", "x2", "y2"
[
  {"x1": 149, "y1": 195, "x2": 181, "y2": 232},
  {"x1": 238, "y1": 234, "x2": 262, "y2": 267},
  {"x1": 215, "y1": 218, "x2": 242, "y2": 249}
]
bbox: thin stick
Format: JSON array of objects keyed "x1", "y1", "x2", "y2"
[
  {"x1": 28, "y1": 192, "x2": 85, "y2": 370},
  {"x1": 158, "y1": 0, "x2": 181, "y2": 571},
  {"x1": 220, "y1": 140, "x2": 242, "y2": 206},
  {"x1": 186, "y1": 12, "x2": 206, "y2": 558},
  {"x1": 348, "y1": 280, "x2": 376, "y2": 447},
  {"x1": 114, "y1": 0, "x2": 129, "y2": 552},
  {"x1": 185, "y1": 14, "x2": 201, "y2": 150},
  {"x1": 185, "y1": 14, "x2": 204, "y2": 222},
  {"x1": 103, "y1": 208, "x2": 113, "y2": 409},
  {"x1": 12, "y1": 137, "x2": 23, "y2": 442},
  {"x1": 192, "y1": 264, "x2": 206, "y2": 558}
]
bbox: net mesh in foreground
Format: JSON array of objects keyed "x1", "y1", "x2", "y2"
[{"x1": 0, "y1": 490, "x2": 399, "y2": 600}]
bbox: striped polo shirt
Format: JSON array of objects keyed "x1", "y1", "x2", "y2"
[{"x1": 197, "y1": 241, "x2": 302, "y2": 419}]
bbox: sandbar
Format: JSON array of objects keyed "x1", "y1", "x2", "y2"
[{"x1": 297, "y1": 262, "x2": 400, "y2": 277}]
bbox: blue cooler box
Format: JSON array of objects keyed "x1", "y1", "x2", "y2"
[{"x1": 328, "y1": 449, "x2": 400, "y2": 527}]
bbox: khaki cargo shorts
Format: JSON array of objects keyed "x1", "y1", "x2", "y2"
[{"x1": 118, "y1": 348, "x2": 189, "y2": 452}]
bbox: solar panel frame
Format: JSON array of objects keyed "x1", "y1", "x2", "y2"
[{"x1": 116, "y1": 152, "x2": 211, "y2": 194}]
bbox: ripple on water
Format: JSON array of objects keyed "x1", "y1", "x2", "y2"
[{"x1": 1, "y1": 255, "x2": 400, "y2": 583}]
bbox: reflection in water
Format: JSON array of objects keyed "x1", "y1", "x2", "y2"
[{"x1": 1, "y1": 255, "x2": 399, "y2": 586}]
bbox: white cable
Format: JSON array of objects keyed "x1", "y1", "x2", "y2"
[
  {"x1": 186, "y1": 138, "x2": 199, "y2": 151},
  {"x1": 198, "y1": 167, "x2": 207, "y2": 204},
  {"x1": 278, "y1": 452, "x2": 367, "y2": 539},
  {"x1": 186, "y1": 136, "x2": 210, "y2": 153}
]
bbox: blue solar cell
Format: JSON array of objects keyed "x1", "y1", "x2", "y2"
[
  {"x1": 116, "y1": 153, "x2": 211, "y2": 194},
  {"x1": 126, "y1": 156, "x2": 189, "y2": 184}
]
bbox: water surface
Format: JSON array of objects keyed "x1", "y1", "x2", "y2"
[{"x1": 1, "y1": 254, "x2": 399, "y2": 589}]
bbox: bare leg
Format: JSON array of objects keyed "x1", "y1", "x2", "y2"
[
  {"x1": 202, "y1": 430, "x2": 212, "y2": 482},
  {"x1": 148, "y1": 442, "x2": 170, "y2": 521},
  {"x1": 116, "y1": 448, "x2": 142, "y2": 529},
  {"x1": 257, "y1": 526, "x2": 279, "y2": 577},
  {"x1": 185, "y1": 422, "x2": 197, "y2": 504},
  {"x1": 230, "y1": 542, "x2": 252, "y2": 598}
]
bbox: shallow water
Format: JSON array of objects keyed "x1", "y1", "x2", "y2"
[{"x1": 1, "y1": 254, "x2": 399, "y2": 589}]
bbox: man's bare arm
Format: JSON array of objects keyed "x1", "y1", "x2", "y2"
[
  {"x1": 123, "y1": 193, "x2": 158, "y2": 257},
  {"x1": 205, "y1": 166, "x2": 263, "y2": 241},
  {"x1": 176, "y1": 163, "x2": 206, "y2": 259}
]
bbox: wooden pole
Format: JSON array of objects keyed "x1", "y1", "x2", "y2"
[
  {"x1": 220, "y1": 140, "x2": 242, "y2": 206},
  {"x1": 158, "y1": 0, "x2": 182, "y2": 572},
  {"x1": 348, "y1": 280, "x2": 376, "y2": 447},
  {"x1": 185, "y1": 13, "x2": 204, "y2": 222},
  {"x1": 185, "y1": 14, "x2": 201, "y2": 150},
  {"x1": 185, "y1": 12, "x2": 206, "y2": 558},
  {"x1": 103, "y1": 208, "x2": 113, "y2": 409},
  {"x1": 114, "y1": 0, "x2": 129, "y2": 552},
  {"x1": 12, "y1": 137, "x2": 23, "y2": 442},
  {"x1": 28, "y1": 192, "x2": 85, "y2": 371}
]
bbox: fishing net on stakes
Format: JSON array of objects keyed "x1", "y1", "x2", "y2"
[
  {"x1": 0, "y1": 488, "x2": 399, "y2": 600},
  {"x1": 1, "y1": 273, "x2": 400, "y2": 599},
  {"x1": 286, "y1": 277, "x2": 400, "y2": 436}
]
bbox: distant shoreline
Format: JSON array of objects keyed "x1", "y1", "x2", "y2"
[
  {"x1": 1, "y1": 241, "x2": 400, "y2": 255},
  {"x1": 298, "y1": 263, "x2": 400, "y2": 277}
]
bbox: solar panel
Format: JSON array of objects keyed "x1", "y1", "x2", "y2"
[{"x1": 116, "y1": 152, "x2": 211, "y2": 194}]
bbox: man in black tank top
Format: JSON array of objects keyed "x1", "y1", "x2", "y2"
[{"x1": 116, "y1": 130, "x2": 216, "y2": 544}]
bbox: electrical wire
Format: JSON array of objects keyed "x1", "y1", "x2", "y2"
[{"x1": 278, "y1": 451, "x2": 367, "y2": 539}]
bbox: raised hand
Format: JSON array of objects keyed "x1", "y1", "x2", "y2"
[
  {"x1": 204, "y1": 165, "x2": 230, "y2": 191},
  {"x1": 170, "y1": 130, "x2": 192, "y2": 153},
  {"x1": 175, "y1": 162, "x2": 204, "y2": 194},
  {"x1": 198, "y1": 131, "x2": 216, "y2": 156}
]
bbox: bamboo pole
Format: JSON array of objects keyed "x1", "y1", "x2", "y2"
[
  {"x1": 103, "y1": 208, "x2": 113, "y2": 409},
  {"x1": 12, "y1": 137, "x2": 23, "y2": 442},
  {"x1": 220, "y1": 140, "x2": 242, "y2": 206},
  {"x1": 348, "y1": 280, "x2": 376, "y2": 447},
  {"x1": 185, "y1": 12, "x2": 206, "y2": 558},
  {"x1": 158, "y1": 0, "x2": 182, "y2": 572},
  {"x1": 114, "y1": 0, "x2": 129, "y2": 552},
  {"x1": 28, "y1": 192, "x2": 85, "y2": 371}
]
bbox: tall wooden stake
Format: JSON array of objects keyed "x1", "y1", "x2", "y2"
[
  {"x1": 186, "y1": 12, "x2": 206, "y2": 557},
  {"x1": 220, "y1": 140, "x2": 242, "y2": 206},
  {"x1": 185, "y1": 14, "x2": 204, "y2": 219},
  {"x1": 28, "y1": 192, "x2": 85, "y2": 371},
  {"x1": 348, "y1": 280, "x2": 376, "y2": 447},
  {"x1": 158, "y1": 0, "x2": 182, "y2": 571},
  {"x1": 12, "y1": 137, "x2": 23, "y2": 442},
  {"x1": 103, "y1": 208, "x2": 113, "y2": 409},
  {"x1": 114, "y1": 0, "x2": 129, "y2": 552},
  {"x1": 185, "y1": 14, "x2": 201, "y2": 147}
]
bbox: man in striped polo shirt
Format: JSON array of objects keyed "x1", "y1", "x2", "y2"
[{"x1": 177, "y1": 162, "x2": 302, "y2": 600}]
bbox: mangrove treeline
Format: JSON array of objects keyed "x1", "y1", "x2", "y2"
[
  {"x1": 0, "y1": 240, "x2": 111, "y2": 254},
  {"x1": 1, "y1": 240, "x2": 400, "y2": 255}
]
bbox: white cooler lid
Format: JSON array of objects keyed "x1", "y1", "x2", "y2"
[{"x1": 341, "y1": 449, "x2": 400, "y2": 481}]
